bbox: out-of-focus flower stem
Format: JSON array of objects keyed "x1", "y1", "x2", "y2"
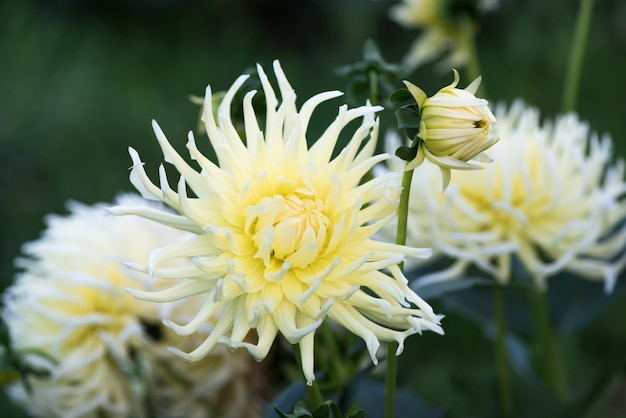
[
  {"x1": 530, "y1": 288, "x2": 570, "y2": 403},
  {"x1": 561, "y1": 0, "x2": 594, "y2": 113},
  {"x1": 294, "y1": 344, "x2": 324, "y2": 408},
  {"x1": 319, "y1": 322, "x2": 347, "y2": 384},
  {"x1": 494, "y1": 286, "x2": 513, "y2": 418},
  {"x1": 460, "y1": 17, "x2": 485, "y2": 97},
  {"x1": 386, "y1": 133, "x2": 419, "y2": 418},
  {"x1": 369, "y1": 70, "x2": 378, "y2": 104}
]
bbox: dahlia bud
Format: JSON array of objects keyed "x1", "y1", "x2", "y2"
[{"x1": 404, "y1": 69, "x2": 498, "y2": 190}]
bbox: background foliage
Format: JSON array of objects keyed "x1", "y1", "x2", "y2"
[{"x1": 1, "y1": 0, "x2": 626, "y2": 416}]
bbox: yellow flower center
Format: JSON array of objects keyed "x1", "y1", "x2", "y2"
[{"x1": 247, "y1": 191, "x2": 330, "y2": 270}]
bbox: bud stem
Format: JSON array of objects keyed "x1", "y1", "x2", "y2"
[{"x1": 385, "y1": 133, "x2": 420, "y2": 418}]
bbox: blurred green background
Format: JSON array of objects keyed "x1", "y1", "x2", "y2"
[{"x1": 1, "y1": 0, "x2": 626, "y2": 416}]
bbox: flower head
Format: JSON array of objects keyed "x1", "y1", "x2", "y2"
[
  {"x1": 404, "y1": 69, "x2": 498, "y2": 190},
  {"x1": 384, "y1": 101, "x2": 626, "y2": 292},
  {"x1": 2, "y1": 195, "x2": 257, "y2": 418},
  {"x1": 116, "y1": 60, "x2": 443, "y2": 385},
  {"x1": 389, "y1": 0, "x2": 498, "y2": 70}
]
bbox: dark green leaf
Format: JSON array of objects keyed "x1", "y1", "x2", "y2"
[
  {"x1": 346, "y1": 411, "x2": 365, "y2": 418},
  {"x1": 311, "y1": 402, "x2": 331, "y2": 418},
  {"x1": 274, "y1": 402, "x2": 312, "y2": 418}
]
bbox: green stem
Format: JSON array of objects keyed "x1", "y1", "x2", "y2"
[
  {"x1": 369, "y1": 69, "x2": 378, "y2": 105},
  {"x1": 320, "y1": 322, "x2": 347, "y2": 384},
  {"x1": 561, "y1": 0, "x2": 594, "y2": 113},
  {"x1": 385, "y1": 136, "x2": 420, "y2": 418},
  {"x1": 460, "y1": 16, "x2": 485, "y2": 97},
  {"x1": 494, "y1": 286, "x2": 513, "y2": 418},
  {"x1": 530, "y1": 288, "x2": 569, "y2": 402},
  {"x1": 293, "y1": 344, "x2": 324, "y2": 409},
  {"x1": 385, "y1": 342, "x2": 399, "y2": 418}
]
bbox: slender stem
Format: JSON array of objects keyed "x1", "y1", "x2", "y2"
[
  {"x1": 396, "y1": 161, "x2": 416, "y2": 249},
  {"x1": 320, "y1": 322, "x2": 346, "y2": 384},
  {"x1": 293, "y1": 344, "x2": 324, "y2": 409},
  {"x1": 530, "y1": 288, "x2": 569, "y2": 402},
  {"x1": 494, "y1": 286, "x2": 513, "y2": 418},
  {"x1": 561, "y1": 0, "x2": 594, "y2": 112},
  {"x1": 385, "y1": 136, "x2": 420, "y2": 418},
  {"x1": 369, "y1": 70, "x2": 379, "y2": 105},
  {"x1": 385, "y1": 342, "x2": 399, "y2": 418},
  {"x1": 460, "y1": 17, "x2": 485, "y2": 97}
]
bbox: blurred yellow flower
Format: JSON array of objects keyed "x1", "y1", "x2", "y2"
[
  {"x1": 389, "y1": 0, "x2": 497, "y2": 70},
  {"x1": 404, "y1": 69, "x2": 498, "y2": 190},
  {"x1": 116, "y1": 60, "x2": 443, "y2": 385},
  {"x1": 385, "y1": 101, "x2": 626, "y2": 292},
  {"x1": 2, "y1": 195, "x2": 257, "y2": 418}
]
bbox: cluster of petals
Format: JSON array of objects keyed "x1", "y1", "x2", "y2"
[
  {"x1": 2, "y1": 195, "x2": 256, "y2": 418},
  {"x1": 115, "y1": 60, "x2": 443, "y2": 385},
  {"x1": 382, "y1": 101, "x2": 626, "y2": 292}
]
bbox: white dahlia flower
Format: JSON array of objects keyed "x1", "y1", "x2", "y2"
[
  {"x1": 2, "y1": 195, "x2": 257, "y2": 418},
  {"x1": 381, "y1": 101, "x2": 626, "y2": 292},
  {"x1": 113, "y1": 60, "x2": 443, "y2": 385}
]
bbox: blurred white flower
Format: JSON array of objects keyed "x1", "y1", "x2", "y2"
[
  {"x1": 2, "y1": 194, "x2": 258, "y2": 418},
  {"x1": 381, "y1": 101, "x2": 626, "y2": 292},
  {"x1": 115, "y1": 60, "x2": 443, "y2": 385}
]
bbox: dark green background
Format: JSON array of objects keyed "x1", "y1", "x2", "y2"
[{"x1": 1, "y1": 0, "x2": 625, "y2": 416}]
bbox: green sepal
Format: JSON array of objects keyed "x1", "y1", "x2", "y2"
[
  {"x1": 389, "y1": 88, "x2": 416, "y2": 108},
  {"x1": 395, "y1": 143, "x2": 419, "y2": 162},
  {"x1": 394, "y1": 105, "x2": 421, "y2": 130}
]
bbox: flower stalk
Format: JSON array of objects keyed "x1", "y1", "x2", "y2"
[
  {"x1": 494, "y1": 286, "x2": 513, "y2": 418},
  {"x1": 459, "y1": 16, "x2": 484, "y2": 97},
  {"x1": 561, "y1": 0, "x2": 595, "y2": 113},
  {"x1": 530, "y1": 288, "x2": 569, "y2": 402},
  {"x1": 294, "y1": 343, "x2": 324, "y2": 409},
  {"x1": 386, "y1": 132, "x2": 420, "y2": 418}
]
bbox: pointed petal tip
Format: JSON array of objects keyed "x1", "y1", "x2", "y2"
[{"x1": 167, "y1": 347, "x2": 193, "y2": 364}]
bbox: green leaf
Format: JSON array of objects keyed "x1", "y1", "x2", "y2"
[
  {"x1": 274, "y1": 401, "x2": 312, "y2": 418},
  {"x1": 346, "y1": 411, "x2": 365, "y2": 418},
  {"x1": 311, "y1": 402, "x2": 331, "y2": 418}
]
